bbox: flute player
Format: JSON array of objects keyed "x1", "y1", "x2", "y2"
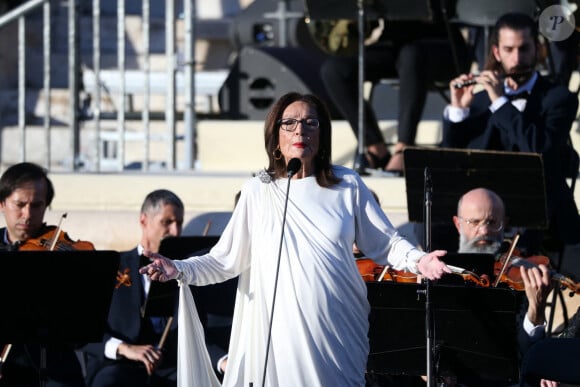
[{"x1": 441, "y1": 12, "x2": 580, "y2": 255}]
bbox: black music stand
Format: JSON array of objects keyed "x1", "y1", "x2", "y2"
[
  {"x1": 400, "y1": 147, "x2": 545, "y2": 385},
  {"x1": 403, "y1": 147, "x2": 548, "y2": 228},
  {"x1": 366, "y1": 282, "x2": 524, "y2": 383},
  {"x1": 142, "y1": 236, "x2": 221, "y2": 318},
  {"x1": 0, "y1": 250, "x2": 119, "y2": 386},
  {"x1": 0, "y1": 250, "x2": 119, "y2": 343}
]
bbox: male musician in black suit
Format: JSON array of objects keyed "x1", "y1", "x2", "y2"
[
  {"x1": 0, "y1": 162, "x2": 86, "y2": 387},
  {"x1": 452, "y1": 187, "x2": 556, "y2": 387},
  {"x1": 454, "y1": 188, "x2": 552, "y2": 343},
  {"x1": 441, "y1": 12, "x2": 580, "y2": 254},
  {"x1": 82, "y1": 190, "x2": 184, "y2": 387},
  {"x1": 320, "y1": 0, "x2": 473, "y2": 173}
]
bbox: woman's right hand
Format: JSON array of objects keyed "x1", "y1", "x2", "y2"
[{"x1": 139, "y1": 250, "x2": 178, "y2": 282}]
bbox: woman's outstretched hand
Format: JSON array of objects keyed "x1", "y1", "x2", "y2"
[
  {"x1": 417, "y1": 250, "x2": 451, "y2": 280},
  {"x1": 139, "y1": 250, "x2": 179, "y2": 282}
]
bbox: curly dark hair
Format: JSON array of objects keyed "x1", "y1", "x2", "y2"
[{"x1": 264, "y1": 92, "x2": 341, "y2": 187}]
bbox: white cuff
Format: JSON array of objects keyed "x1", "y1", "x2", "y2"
[
  {"x1": 217, "y1": 354, "x2": 228, "y2": 374},
  {"x1": 444, "y1": 105, "x2": 470, "y2": 123},
  {"x1": 105, "y1": 337, "x2": 123, "y2": 360},
  {"x1": 523, "y1": 314, "x2": 546, "y2": 340}
]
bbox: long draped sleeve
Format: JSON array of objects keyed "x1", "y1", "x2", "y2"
[{"x1": 173, "y1": 166, "x2": 425, "y2": 387}]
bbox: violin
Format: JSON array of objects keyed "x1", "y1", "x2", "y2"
[
  {"x1": 493, "y1": 235, "x2": 580, "y2": 295},
  {"x1": 494, "y1": 253, "x2": 580, "y2": 295},
  {"x1": 356, "y1": 258, "x2": 491, "y2": 287},
  {"x1": 445, "y1": 264, "x2": 491, "y2": 288},
  {"x1": 17, "y1": 213, "x2": 95, "y2": 251},
  {"x1": 18, "y1": 226, "x2": 95, "y2": 251},
  {"x1": 356, "y1": 258, "x2": 418, "y2": 283}
]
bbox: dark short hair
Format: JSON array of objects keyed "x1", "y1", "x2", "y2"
[
  {"x1": 140, "y1": 189, "x2": 184, "y2": 215},
  {"x1": 264, "y1": 92, "x2": 340, "y2": 187},
  {"x1": 0, "y1": 162, "x2": 55, "y2": 206}
]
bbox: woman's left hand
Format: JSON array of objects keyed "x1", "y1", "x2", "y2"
[{"x1": 417, "y1": 250, "x2": 450, "y2": 280}]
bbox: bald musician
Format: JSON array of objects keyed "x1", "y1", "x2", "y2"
[{"x1": 454, "y1": 188, "x2": 555, "y2": 386}]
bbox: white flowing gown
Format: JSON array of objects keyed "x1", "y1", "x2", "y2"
[{"x1": 175, "y1": 165, "x2": 425, "y2": 387}]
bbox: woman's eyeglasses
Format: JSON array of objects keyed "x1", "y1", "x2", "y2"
[{"x1": 278, "y1": 118, "x2": 320, "y2": 132}]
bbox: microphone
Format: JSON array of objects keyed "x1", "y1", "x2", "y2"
[{"x1": 286, "y1": 158, "x2": 302, "y2": 177}]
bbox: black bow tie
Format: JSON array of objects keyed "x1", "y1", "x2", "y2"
[{"x1": 506, "y1": 91, "x2": 530, "y2": 101}]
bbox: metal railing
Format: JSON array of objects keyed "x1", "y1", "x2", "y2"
[
  {"x1": 0, "y1": 0, "x2": 200, "y2": 172},
  {"x1": 0, "y1": 0, "x2": 58, "y2": 169},
  {"x1": 86, "y1": 0, "x2": 204, "y2": 172}
]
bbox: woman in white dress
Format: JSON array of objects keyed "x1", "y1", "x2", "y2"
[{"x1": 141, "y1": 92, "x2": 450, "y2": 387}]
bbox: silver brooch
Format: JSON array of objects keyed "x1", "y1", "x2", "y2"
[{"x1": 257, "y1": 169, "x2": 272, "y2": 184}]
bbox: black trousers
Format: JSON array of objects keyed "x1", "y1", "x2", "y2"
[{"x1": 320, "y1": 37, "x2": 471, "y2": 147}]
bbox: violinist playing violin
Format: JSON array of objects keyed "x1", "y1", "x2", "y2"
[
  {"x1": 453, "y1": 188, "x2": 555, "y2": 386},
  {"x1": 0, "y1": 162, "x2": 87, "y2": 387}
]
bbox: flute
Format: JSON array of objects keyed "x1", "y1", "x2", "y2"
[
  {"x1": 453, "y1": 78, "x2": 478, "y2": 89},
  {"x1": 453, "y1": 71, "x2": 533, "y2": 89}
]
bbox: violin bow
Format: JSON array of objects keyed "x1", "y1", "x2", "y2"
[
  {"x1": 493, "y1": 233, "x2": 520, "y2": 287},
  {"x1": 49, "y1": 212, "x2": 68, "y2": 251},
  {"x1": 376, "y1": 265, "x2": 391, "y2": 282},
  {"x1": 202, "y1": 219, "x2": 212, "y2": 236},
  {"x1": 157, "y1": 316, "x2": 174, "y2": 350},
  {"x1": 0, "y1": 343, "x2": 12, "y2": 378}
]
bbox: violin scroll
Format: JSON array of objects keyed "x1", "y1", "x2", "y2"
[
  {"x1": 551, "y1": 272, "x2": 580, "y2": 297},
  {"x1": 446, "y1": 264, "x2": 491, "y2": 287},
  {"x1": 460, "y1": 272, "x2": 491, "y2": 287}
]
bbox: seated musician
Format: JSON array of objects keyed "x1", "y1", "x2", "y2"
[
  {"x1": 82, "y1": 189, "x2": 232, "y2": 387},
  {"x1": 82, "y1": 190, "x2": 183, "y2": 387},
  {"x1": 0, "y1": 162, "x2": 88, "y2": 386},
  {"x1": 320, "y1": 0, "x2": 474, "y2": 173},
  {"x1": 453, "y1": 187, "x2": 554, "y2": 386}
]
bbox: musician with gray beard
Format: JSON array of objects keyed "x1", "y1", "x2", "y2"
[
  {"x1": 453, "y1": 188, "x2": 505, "y2": 255},
  {"x1": 453, "y1": 188, "x2": 557, "y2": 385}
]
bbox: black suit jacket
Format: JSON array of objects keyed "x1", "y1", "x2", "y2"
[
  {"x1": 82, "y1": 248, "x2": 178, "y2": 383},
  {"x1": 441, "y1": 74, "x2": 580, "y2": 246},
  {"x1": 82, "y1": 246, "x2": 235, "y2": 383}
]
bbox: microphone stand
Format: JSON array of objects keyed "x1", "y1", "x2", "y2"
[
  {"x1": 260, "y1": 163, "x2": 299, "y2": 387},
  {"x1": 353, "y1": 0, "x2": 368, "y2": 175},
  {"x1": 423, "y1": 167, "x2": 436, "y2": 387}
]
